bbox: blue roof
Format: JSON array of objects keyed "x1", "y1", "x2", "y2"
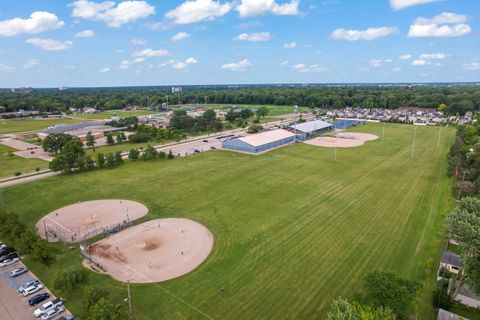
[{"x1": 290, "y1": 120, "x2": 333, "y2": 133}]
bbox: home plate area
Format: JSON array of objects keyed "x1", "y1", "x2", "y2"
[{"x1": 83, "y1": 218, "x2": 214, "y2": 283}]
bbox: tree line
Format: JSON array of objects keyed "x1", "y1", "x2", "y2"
[{"x1": 2, "y1": 85, "x2": 480, "y2": 115}]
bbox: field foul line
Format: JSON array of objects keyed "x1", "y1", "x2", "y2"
[{"x1": 122, "y1": 264, "x2": 214, "y2": 320}]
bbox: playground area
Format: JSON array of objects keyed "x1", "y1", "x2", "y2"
[
  {"x1": 36, "y1": 199, "x2": 149, "y2": 243},
  {"x1": 305, "y1": 132, "x2": 379, "y2": 148},
  {"x1": 83, "y1": 218, "x2": 214, "y2": 283}
]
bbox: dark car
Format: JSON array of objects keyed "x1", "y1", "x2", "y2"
[
  {"x1": 0, "y1": 247, "x2": 15, "y2": 256},
  {"x1": 28, "y1": 292, "x2": 50, "y2": 306},
  {"x1": 194, "y1": 149, "x2": 200, "y2": 153},
  {"x1": 202, "y1": 139, "x2": 209, "y2": 142},
  {"x1": 0, "y1": 252, "x2": 17, "y2": 263}
]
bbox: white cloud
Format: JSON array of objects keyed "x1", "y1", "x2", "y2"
[
  {"x1": 165, "y1": 0, "x2": 231, "y2": 24},
  {"x1": 156, "y1": 57, "x2": 197, "y2": 69},
  {"x1": 185, "y1": 57, "x2": 198, "y2": 64},
  {"x1": 283, "y1": 41, "x2": 296, "y2": 49},
  {"x1": 133, "y1": 48, "x2": 169, "y2": 58},
  {"x1": 234, "y1": 32, "x2": 270, "y2": 42},
  {"x1": 100, "y1": 67, "x2": 110, "y2": 72},
  {"x1": 236, "y1": 20, "x2": 262, "y2": 29},
  {"x1": 236, "y1": 0, "x2": 300, "y2": 18},
  {"x1": 392, "y1": 67, "x2": 402, "y2": 72},
  {"x1": 0, "y1": 63, "x2": 14, "y2": 73},
  {"x1": 408, "y1": 12, "x2": 471, "y2": 38},
  {"x1": 172, "y1": 62, "x2": 188, "y2": 69},
  {"x1": 75, "y1": 29, "x2": 95, "y2": 37},
  {"x1": 23, "y1": 59, "x2": 39, "y2": 69},
  {"x1": 26, "y1": 38, "x2": 74, "y2": 51},
  {"x1": 463, "y1": 62, "x2": 480, "y2": 71},
  {"x1": 412, "y1": 59, "x2": 428, "y2": 66},
  {"x1": 369, "y1": 59, "x2": 383, "y2": 68},
  {"x1": 419, "y1": 53, "x2": 449, "y2": 60},
  {"x1": 131, "y1": 38, "x2": 146, "y2": 45},
  {"x1": 399, "y1": 54, "x2": 412, "y2": 60},
  {"x1": 221, "y1": 58, "x2": 252, "y2": 71},
  {"x1": 331, "y1": 27, "x2": 398, "y2": 41},
  {"x1": 172, "y1": 32, "x2": 191, "y2": 42},
  {"x1": 280, "y1": 61, "x2": 289, "y2": 66},
  {"x1": 292, "y1": 63, "x2": 325, "y2": 73},
  {"x1": 71, "y1": 0, "x2": 155, "y2": 27},
  {"x1": 0, "y1": 11, "x2": 64, "y2": 37},
  {"x1": 389, "y1": 0, "x2": 439, "y2": 11}
]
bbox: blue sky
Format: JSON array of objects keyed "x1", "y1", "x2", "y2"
[{"x1": 0, "y1": 0, "x2": 479, "y2": 87}]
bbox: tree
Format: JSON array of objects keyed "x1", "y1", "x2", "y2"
[
  {"x1": 84, "y1": 286, "x2": 110, "y2": 309},
  {"x1": 42, "y1": 133, "x2": 74, "y2": 154},
  {"x1": 114, "y1": 151, "x2": 124, "y2": 165},
  {"x1": 142, "y1": 145, "x2": 158, "y2": 160},
  {"x1": 54, "y1": 266, "x2": 88, "y2": 292},
  {"x1": 247, "y1": 124, "x2": 263, "y2": 133},
  {"x1": 225, "y1": 109, "x2": 239, "y2": 122},
  {"x1": 128, "y1": 148, "x2": 140, "y2": 160},
  {"x1": 447, "y1": 197, "x2": 480, "y2": 294},
  {"x1": 326, "y1": 298, "x2": 395, "y2": 320},
  {"x1": 85, "y1": 155, "x2": 95, "y2": 170},
  {"x1": 359, "y1": 272, "x2": 420, "y2": 320},
  {"x1": 86, "y1": 131, "x2": 96, "y2": 151},
  {"x1": 106, "y1": 133, "x2": 115, "y2": 145},
  {"x1": 116, "y1": 132, "x2": 126, "y2": 143},
  {"x1": 167, "y1": 150, "x2": 174, "y2": 159},
  {"x1": 31, "y1": 239, "x2": 56, "y2": 265},
  {"x1": 96, "y1": 152, "x2": 105, "y2": 168},
  {"x1": 256, "y1": 106, "x2": 269, "y2": 118},
  {"x1": 106, "y1": 153, "x2": 115, "y2": 168},
  {"x1": 49, "y1": 140, "x2": 85, "y2": 173},
  {"x1": 239, "y1": 108, "x2": 254, "y2": 120},
  {"x1": 89, "y1": 297, "x2": 122, "y2": 320}
]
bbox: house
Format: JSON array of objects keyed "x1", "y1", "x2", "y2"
[{"x1": 440, "y1": 251, "x2": 463, "y2": 275}]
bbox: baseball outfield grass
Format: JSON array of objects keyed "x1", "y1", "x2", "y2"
[{"x1": 2, "y1": 123, "x2": 455, "y2": 319}]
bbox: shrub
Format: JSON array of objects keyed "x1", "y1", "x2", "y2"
[
  {"x1": 54, "y1": 266, "x2": 88, "y2": 292},
  {"x1": 14, "y1": 171, "x2": 21, "y2": 176}
]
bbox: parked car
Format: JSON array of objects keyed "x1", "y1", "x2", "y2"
[
  {"x1": 29, "y1": 293, "x2": 50, "y2": 306},
  {"x1": 9, "y1": 267, "x2": 28, "y2": 277},
  {"x1": 0, "y1": 247, "x2": 15, "y2": 256},
  {"x1": 41, "y1": 306, "x2": 65, "y2": 320},
  {"x1": 0, "y1": 243, "x2": 6, "y2": 250},
  {"x1": 34, "y1": 298, "x2": 64, "y2": 318},
  {"x1": 20, "y1": 279, "x2": 41, "y2": 292},
  {"x1": 203, "y1": 139, "x2": 209, "y2": 142},
  {"x1": 58, "y1": 316, "x2": 75, "y2": 320},
  {"x1": 194, "y1": 149, "x2": 200, "y2": 153},
  {"x1": 0, "y1": 251, "x2": 17, "y2": 261},
  {"x1": 22, "y1": 284, "x2": 44, "y2": 296},
  {"x1": 0, "y1": 257, "x2": 19, "y2": 267}
]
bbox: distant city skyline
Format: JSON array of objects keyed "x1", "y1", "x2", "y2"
[{"x1": 0, "y1": 0, "x2": 479, "y2": 87}]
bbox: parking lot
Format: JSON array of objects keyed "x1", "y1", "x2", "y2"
[{"x1": 0, "y1": 259, "x2": 71, "y2": 319}]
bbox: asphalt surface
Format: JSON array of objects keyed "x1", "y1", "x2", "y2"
[{"x1": 0, "y1": 259, "x2": 71, "y2": 319}]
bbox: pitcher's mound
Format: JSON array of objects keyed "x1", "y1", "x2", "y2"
[{"x1": 84, "y1": 218, "x2": 213, "y2": 283}]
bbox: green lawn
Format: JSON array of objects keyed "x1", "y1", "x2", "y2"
[
  {"x1": 2, "y1": 123, "x2": 455, "y2": 319},
  {"x1": 0, "y1": 118, "x2": 85, "y2": 134},
  {"x1": 203, "y1": 104, "x2": 309, "y2": 116},
  {"x1": 73, "y1": 109, "x2": 159, "y2": 120},
  {"x1": 0, "y1": 144, "x2": 49, "y2": 178}
]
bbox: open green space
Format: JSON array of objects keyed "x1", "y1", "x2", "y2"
[
  {"x1": 72, "y1": 109, "x2": 160, "y2": 120},
  {"x1": 0, "y1": 118, "x2": 85, "y2": 134},
  {"x1": 0, "y1": 144, "x2": 48, "y2": 178},
  {"x1": 188, "y1": 104, "x2": 308, "y2": 116},
  {"x1": 2, "y1": 123, "x2": 455, "y2": 319}
]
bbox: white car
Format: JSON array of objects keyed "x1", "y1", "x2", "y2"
[
  {"x1": 34, "y1": 298, "x2": 64, "y2": 318},
  {"x1": 22, "y1": 284, "x2": 44, "y2": 297},
  {"x1": 41, "y1": 306, "x2": 65, "y2": 320},
  {"x1": 0, "y1": 257, "x2": 18, "y2": 267},
  {"x1": 0, "y1": 244, "x2": 6, "y2": 250}
]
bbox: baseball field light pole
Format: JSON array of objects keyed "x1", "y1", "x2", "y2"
[{"x1": 125, "y1": 279, "x2": 133, "y2": 320}]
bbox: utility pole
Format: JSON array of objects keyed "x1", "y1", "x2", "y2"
[
  {"x1": 411, "y1": 126, "x2": 417, "y2": 159},
  {"x1": 166, "y1": 95, "x2": 169, "y2": 107},
  {"x1": 293, "y1": 105, "x2": 298, "y2": 143},
  {"x1": 127, "y1": 280, "x2": 132, "y2": 320}
]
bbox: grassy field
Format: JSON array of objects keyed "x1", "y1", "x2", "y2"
[
  {"x1": 72, "y1": 109, "x2": 159, "y2": 120},
  {"x1": 197, "y1": 104, "x2": 308, "y2": 116},
  {"x1": 0, "y1": 144, "x2": 48, "y2": 178},
  {"x1": 0, "y1": 118, "x2": 85, "y2": 134},
  {"x1": 2, "y1": 123, "x2": 455, "y2": 319}
]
